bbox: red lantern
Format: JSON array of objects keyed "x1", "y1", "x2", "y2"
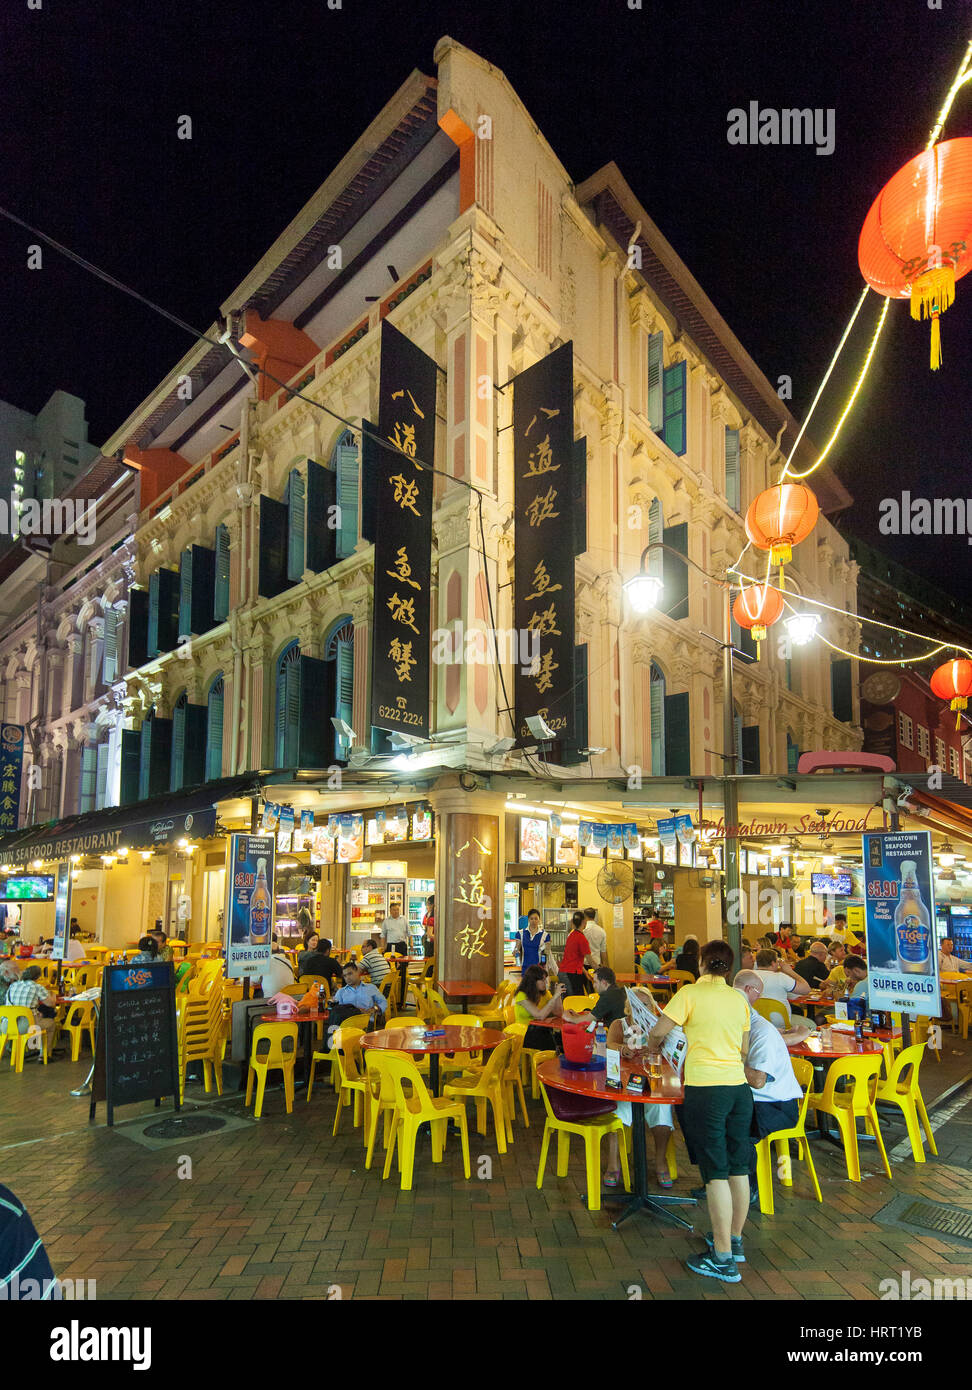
[
  {"x1": 859, "y1": 137, "x2": 972, "y2": 369},
  {"x1": 732, "y1": 584, "x2": 784, "y2": 657},
  {"x1": 745, "y1": 484, "x2": 819, "y2": 587},
  {"x1": 930, "y1": 658, "x2": 972, "y2": 729}
]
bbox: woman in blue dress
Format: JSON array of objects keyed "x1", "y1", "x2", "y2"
[{"x1": 515, "y1": 908, "x2": 551, "y2": 971}]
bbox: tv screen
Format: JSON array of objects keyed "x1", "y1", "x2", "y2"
[
  {"x1": 0, "y1": 873, "x2": 56, "y2": 902},
  {"x1": 811, "y1": 871, "x2": 853, "y2": 896}
]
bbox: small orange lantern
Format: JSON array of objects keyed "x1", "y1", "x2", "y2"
[
  {"x1": 732, "y1": 584, "x2": 784, "y2": 658},
  {"x1": 930, "y1": 658, "x2": 972, "y2": 729},
  {"x1": 745, "y1": 484, "x2": 819, "y2": 587},
  {"x1": 858, "y1": 137, "x2": 972, "y2": 369}
]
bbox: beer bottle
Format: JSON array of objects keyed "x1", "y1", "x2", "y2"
[{"x1": 894, "y1": 860, "x2": 932, "y2": 976}]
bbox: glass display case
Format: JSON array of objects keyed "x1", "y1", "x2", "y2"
[{"x1": 408, "y1": 876, "x2": 435, "y2": 953}]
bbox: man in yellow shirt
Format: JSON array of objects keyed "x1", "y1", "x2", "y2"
[{"x1": 648, "y1": 938, "x2": 751, "y2": 1283}]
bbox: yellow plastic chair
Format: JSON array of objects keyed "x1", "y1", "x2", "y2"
[
  {"x1": 956, "y1": 985, "x2": 971, "y2": 1042},
  {"x1": 562, "y1": 994, "x2": 597, "y2": 1012},
  {"x1": 176, "y1": 990, "x2": 223, "y2": 1102},
  {"x1": 363, "y1": 1048, "x2": 411, "y2": 1169},
  {"x1": 425, "y1": 988, "x2": 450, "y2": 1025},
  {"x1": 913, "y1": 1015, "x2": 940, "y2": 1062},
  {"x1": 299, "y1": 974, "x2": 331, "y2": 998},
  {"x1": 806, "y1": 1053, "x2": 892, "y2": 1183},
  {"x1": 61, "y1": 999, "x2": 97, "y2": 1061},
  {"x1": 407, "y1": 981, "x2": 432, "y2": 1024},
  {"x1": 380, "y1": 1052, "x2": 471, "y2": 1191},
  {"x1": 754, "y1": 996, "x2": 792, "y2": 1030},
  {"x1": 444, "y1": 1038, "x2": 513, "y2": 1151},
  {"x1": 874, "y1": 1042, "x2": 937, "y2": 1163},
  {"x1": 666, "y1": 969, "x2": 695, "y2": 992},
  {"x1": 753, "y1": 1056, "x2": 822, "y2": 1215},
  {"x1": 439, "y1": 1014, "x2": 486, "y2": 1084},
  {"x1": 331, "y1": 1027, "x2": 368, "y2": 1134},
  {"x1": 0, "y1": 1006, "x2": 49, "y2": 1070},
  {"x1": 536, "y1": 1080, "x2": 630, "y2": 1212},
  {"x1": 245, "y1": 1022, "x2": 297, "y2": 1118},
  {"x1": 501, "y1": 1024, "x2": 530, "y2": 1129},
  {"x1": 380, "y1": 972, "x2": 401, "y2": 1019}
]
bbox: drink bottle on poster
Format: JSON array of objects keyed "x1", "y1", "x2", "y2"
[
  {"x1": 224, "y1": 834, "x2": 276, "y2": 979},
  {"x1": 861, "y1": 831, "x2": 941, "y2": 1017}
]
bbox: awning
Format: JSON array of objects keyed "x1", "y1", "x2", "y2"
[{"x1": 0, "y1": 775, "x2": 262, "y2": 867}]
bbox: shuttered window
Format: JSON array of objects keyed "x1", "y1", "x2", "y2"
[
  {"x1": 787, "y1": 733, "x2": 800, "y2": 775},
  {"x1": 179, "y1": 551, "x2": 192, "y2": 638},
  {"x1": 648, "y1": 499, "x2": 664, "y2": 578},
  {"x1": 206, "y1": 675, "x2": 224, "y2": 782},
  {"x1": 645, "y1": 331, "x2": 663, "y2": 428},
  {"x1": 79, "y1": 744, "x2": 97, "y2": 813},
  {"x1": 650, "y1": 665, "x2": 666, "y2": 775},
  {"x1": 287, "y1": 468, "x2": 306, "y2": 582},
  {"x1": 725, "y1": 428, "x2": 741, "y2": 512},
  {"x1": 275, "y1": 643, "x2": 301, "y2": 768},
  {"x1": 128, "y1": 589, "x2": 149, "y2": 670},
  {"x1": 334, "y1": 433, "x2": 359, "y2": 560},
  {"x1": 102, "y1": 608, "x2": 119, "y2": 684},
  {"x1": 662, "y1": 360, "x2": 687, "y2": 457},
  {"x1": 171, "y1": 692, "x2": 188, "y2": 792},
  {"x1": 214, "y1": 525, "x2": 230, "y2": 621},
  {"x1": 95, "y1": 741, "x2": 110, "y2": 811},
  {"x1": 664, "y1": 691, "x2": 690, "y2": 776},
  {"x1": 662, "y1": 522, "x2": 689, "y2": 621},
  {"x1": 741, "y1": 724, "x2": 760, "y2": 775}
]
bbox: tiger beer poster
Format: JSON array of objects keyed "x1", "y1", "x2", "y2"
[
  {"x1": 862, "y1": 830, "x2": 941, "y2": 1018},
  {"x1": 224, "y1": 833, "x2": 276, "y2": 980}
]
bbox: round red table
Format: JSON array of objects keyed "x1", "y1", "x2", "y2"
[
  {"x1": 536, "y1": 1054, "x2": 696, "y2": 1230},
  {"x1": 786, "y1": 1026, "x2": 886, "y2": 1147},
  {"x1": 438, "y1": 980, "x2": 496, "y2": 1003},
  {"x1": 362, "y1": 1023, "x2": 503, "y2": 1094}
]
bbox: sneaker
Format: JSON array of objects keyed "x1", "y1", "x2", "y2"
[
  {"x1": 686, "y1": 1250, "x2": 741, "y2": 1283},
  {"x1": 689, "y1": 1185, "x2": 707, "y2": 1200},
  {"x1": 705, "y1": 1230, "x2": 745, "y2": 1263},
  {"x1": 750, "y1": 1186, "x2": 760, "y2": 1207}
]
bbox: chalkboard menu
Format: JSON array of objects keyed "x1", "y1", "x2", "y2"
[{"x1": 89, "y1": 962, "x2": 180, "y2": 1126}]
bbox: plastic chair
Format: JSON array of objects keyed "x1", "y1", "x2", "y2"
[
  {"x1": 379, "y1": 1053, "x2": 471, "y2": 1191},
  {"x1": 666, "y1": 970, "x2": 695, "y2": 991},
  {"x1": 444, "y1": 1039, "x2": 512, "y2": 1152},
  {"x1": 299, "y1": 975, "x2": 331, "y2": 1000},
  {"x1": 425, "y1": 987, "x2": 450, "y2": 1025},
  {"x1": 245, "y1": 1022, "x2": 297, "y2": 1119},
  {"x1": 536, "y1": 1080, "x2": 630, "y2": 1212},
  {"x1": 468, "y1": 983, "x2": 513, "y2": 1027},
  {"x1": 407, "y1": 981, "x2": 432, "y2": 1024},
  {"x1": 956, "y1": 985, "x2": 971, "y2": 1042},
  {"x1": 501, "y1": 1024, "x2": 530, "y2": 1129},
  {"x1": 874, "y1": 1042, "x2": 937, "y2": 1163},
  {"x1": 0, "y1": 1006, "x2": 49, "y2": 1071},
  {"x1": 913, "y1": 1015, "x2": 941, "y2": 1062},
  {"x1": 754, "y1": 996, "x2": 792, "y2": 1030},
  {"x1": 176, "y1": 990, "x2": 223, "y2": 1101},
  {"x1": 330, "y1": 1027, "x2": 368, "y2": 1134},
  {"x1": 753, "y1": 1056, "x2": 822, "y2": 1215},
  {"x1": 806, "y1": 1053, "x2": 892, "y2": 1182},
  {"x1": 562, "y1": 994, "x2": 597, "y2": 1012},
  {"x1": 61, "y1": 999, "x2": 97, "y2": 1061},
  {"x1": 439, "y1": 1014, "x2": 485, "y2": 1084},
  {"x1": 363, "y1": 1049, "x2": 411, "y2": 1167}
]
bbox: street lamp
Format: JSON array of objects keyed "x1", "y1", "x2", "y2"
[
  {"x1": 784, "y1": 611, "x2": 820, "y2": 647},
  {"x1": 623, "y1": 570, "x2": 665, "y2": 614}
]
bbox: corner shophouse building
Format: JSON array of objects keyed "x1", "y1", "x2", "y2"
[{"x1": 0, "y1": 37, "x2": 927, "y2": 978}]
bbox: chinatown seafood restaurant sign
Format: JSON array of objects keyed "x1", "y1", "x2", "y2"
[
  {"x1": 697, "y1": 811, "x2": 875, "y2": 841},
  {"x1": 0, "y1": 806, "x2": 219, "y2": 867}
]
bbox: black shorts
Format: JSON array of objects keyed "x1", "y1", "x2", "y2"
[{"x1": 680, "y1": 1083, "x2": 754, "y2": 1183}]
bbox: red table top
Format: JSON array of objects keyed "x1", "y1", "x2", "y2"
[
  {"x1": 537, "y1": 1054, "x2": 683, "y2": 1106},
  {"x1": 618, "y1": 973, "x2": 673, "y2": 986},
  {"x1": 259, "y1": 1008, "x2": 329, "y2": 1023},
  {"x1": 437, "y1": 980, "x2": 496, "y2": 998},
  {"x1": 362, "y1": 1024, "x2": 504, "y2": 1054},
  {"x1": 786, "y1": 1028, "x2": 885, "y2": 1059}
]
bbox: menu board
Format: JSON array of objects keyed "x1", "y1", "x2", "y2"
[{"x1": 90, "y1": 962, "x2": 180, "y2": 1126}]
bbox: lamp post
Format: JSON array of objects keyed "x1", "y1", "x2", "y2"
[{"x1": 624, "y1": 543, "x2": 741, "y2": 963}]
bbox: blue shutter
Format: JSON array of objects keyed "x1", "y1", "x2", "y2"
[
  {"x1": 178, "y1": 550, "x2": 192, "y2": 638},
  {"x1": 287, "y1": 469, "x2": 306, "y2": 582},
  {"x1": 214, "y1": 525, "x2": 230, "y2": 621},
  {"x1": 663, "y1": 691, "x2": 690, "y2": 776},
  {"x1": 206, "y1": 678, "x2": 224, "y2": 781},
  {"x1": 336, "y1": 444, "x2": 359, "y2": 559},
  {"x1": 662, "y1": 361, "x2": 687, "y2": 457},
  {"x1": 645, "y1": 332, "x2": 663, "y2": 427},
  {"x1": 147, "y1": 572, "x2": 161, "y2": 659},
  {"x1": 170, "y1": 694, "x2": 187, "y2": 791},
  {"x1": 334, "y1": 638, "x2": 354, "y2": 759},
  {"x1": 650, "y1": 674, "x2": 665, "y2": 775},
  {"x1": 95, "y1": 742, "x2": 110, "y2": 811},
  {"x1": 275, "y1": 646, "x2": 301, "y2": 767},
  {"x1": 725, "y1": 428, "x2": 741, "y2": 512},
  {"x1": 139, "y1": 718, "x2": 152, "y2": 801},
  {"x1": 102, "y1": 608, "x2": 118, "y2": 684},
  {"x1": 648, "y1": 498, "x2": 664, "y2": 578},
  {"x1": 80, "y1": 745, "x2": 97, "y2": 813},
  {"x1": 120, "y1": 729, "x2": 140, "y2": 806}
]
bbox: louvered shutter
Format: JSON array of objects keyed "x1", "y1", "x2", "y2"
[
  {"x1": 102, "y1": 609, "x2": 118, "y2": 684},
  {"x1": 645, "y1": 332, "x2": 663, "y2": 427},
  {"x1": 650, "y1": 678, "x2": 666, "y2": 775},
  {"x1": 734, "y1": 713, "x2": 743, "y2": 775},
  {"x1": 287, "y1": 469, "x2": 306, "y2": 582},
  {"x1": 559, "y1": 642, "x2": 589, "y2": 766},
  {"x1": 120, "y1": 729, "x2": 140, "y2": 806},
  {"x1": 725, "y1": 428, "x2": 741, "y2": 512},
  {"x1": 664, "y1": 691, "x2": 690, "y2": 776},
  {"x1": 662, "y1": 361, "x2": 687, "y2": 457},
  {"x1": 170, "y1": 696, "x2": 187, "y2": 791},
  {"x1": 299, "y1": 656, "x2": 330, "y2": 767},
  {"x1": 284, "y1": 658, "x2": 301, "y2": 767},
  {"x1": 336, "y1": 444, "x2": 359, "y2": 559},
  {"x1": 147, "y1": 572, "x2": 161, "y2": 659},
  {"x1": 306, "y1": 461, "x2": 337, "y2": 573},
  {"x1": 206, "y1": 679, "x2": 224, "y2": 781},
  {"x1": 95, "y1": 742, "x2": 110, "y2": 811},
  {"x1": 831, "y1": 659, "x2": 853, "y2": 722},
  {"x1": 741, "y1": 724, "x2": 760, "y2": 775},
  {"x1": 183, "y1": 703, "x2": 207, "y2": 787},
  {"x1": 178, "y1": 551, "x2": 192, "y2": 638},
  {"x1": 214, "y1": 525, "x2": 230, "y2": 621},
  {"x1": 334, "y1": 638, "x2": 354, "y2": 758},
  {"x1": 80, "y1": 745, "x2": 97, "y2": 813},
  {"x1": 573, "y1": 438, "x2": 587, "y2": 555},
  {"x1": 258, "y1": 496, "x2": 293, "y2": 598}
]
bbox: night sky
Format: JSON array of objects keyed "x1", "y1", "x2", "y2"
[{"x1": 0, "y1": 0, "x2": 969, "y2": 589}]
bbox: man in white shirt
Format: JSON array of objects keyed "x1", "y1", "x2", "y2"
[
  {"x1": 938, "y1": 939, "x2": 972, "y2": 975},
  {"x1": 63, "y1": 932, "x2": 86, "y2": 963},
  {"x1": 259, "y1": 947, "x2": 296, "y2": 999},
  {"x1": 380, "y1": 906, "x2": 409, "y2": 953},
  {"x1": 582, "y1": 908, "x2": 607, "y2": 967},
  {"x1": 734, "y1": 970, "x2": 805, "y2": 1204},
  {"x1": 753, "y1": 948, "x2": 810, "y2": 1009}
]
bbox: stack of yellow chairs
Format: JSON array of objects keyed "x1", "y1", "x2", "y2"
[{"x1": 176, "y1": 987, "x2": 224, "y2": 1101}]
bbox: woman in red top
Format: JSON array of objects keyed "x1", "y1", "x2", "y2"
[{"x1": 559, "y1": 910, "x2": 592, "y2": 997}]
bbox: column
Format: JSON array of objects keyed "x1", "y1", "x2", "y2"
[{"x1": 430, "y1": 783, "x2": 508, "y2": 988}]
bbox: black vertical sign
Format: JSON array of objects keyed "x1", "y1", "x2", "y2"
[
  {"x1": 370, "y1": 321, "x2": 437, "y2": 739},
  {"x1": 513, "y1": 342, "x2": 576, "y2": 741}
]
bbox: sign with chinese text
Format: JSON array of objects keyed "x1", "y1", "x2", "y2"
[
  {"x1": 862, "y1": 831, "x2": 941, "y2": 1017},
  {"x1": 224, "y1": 834, "x2": 275, "y2": 980},
  {"x1": 441, "y1": 813, "x2": 499, "y2": 983},
  {"x1": 0, "y1": 724, "x2": 25, "y2": 833},
  {"x1": 370, "y1": 321, "x2": 437, "y2": 738},
  {"x1": 512, "y1": 343, "x2": 576, "y2": 742}
]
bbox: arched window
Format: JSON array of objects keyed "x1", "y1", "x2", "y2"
[
  {"x1": 650, "y1": 663, "x2": 666, "y2": 775},
  {"x1": 170, "y1": 691, "x2": 188, "y2": 792},
  {"x1": 329, "y1": 429, "x2": 358, "y2": 559},
  {"x1": 206, "y1": 674, "x2": 225, "y2": 782},
  {"x1": 275, "y1": 642, "x2": 301, "y2": 768},
  {"x1": 325, "y1": 618, "x2": 354, "y2": 760}
]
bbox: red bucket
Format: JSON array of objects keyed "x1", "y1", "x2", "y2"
[{"x1": 561, "y1": 1018, "x2": 595, "y2": 1066}]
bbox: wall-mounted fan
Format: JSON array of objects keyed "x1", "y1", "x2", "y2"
[{"x1": 597, "y1": 860, "x2": 634, "y2": 905}]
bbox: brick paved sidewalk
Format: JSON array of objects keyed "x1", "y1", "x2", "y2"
[{"x1": 2, "y1": 1025, "x2": 970, "y2": 1301}]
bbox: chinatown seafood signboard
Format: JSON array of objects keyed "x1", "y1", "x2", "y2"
[
  {"x1": 224, "y1": 834, "x2": 276, "y2": 980},
  {"x1": 442, "y1": 813, "x2": 499, "y2": 984},
  {"x1": 369, "y1": 320, "x2": 437, "y2": 740},
  {"x1": 512, "y1": 342, "x2": 576, "y2": 743},
  {"x1": 862, "y1": 830, "x2": 941, "y2": 1018}
]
